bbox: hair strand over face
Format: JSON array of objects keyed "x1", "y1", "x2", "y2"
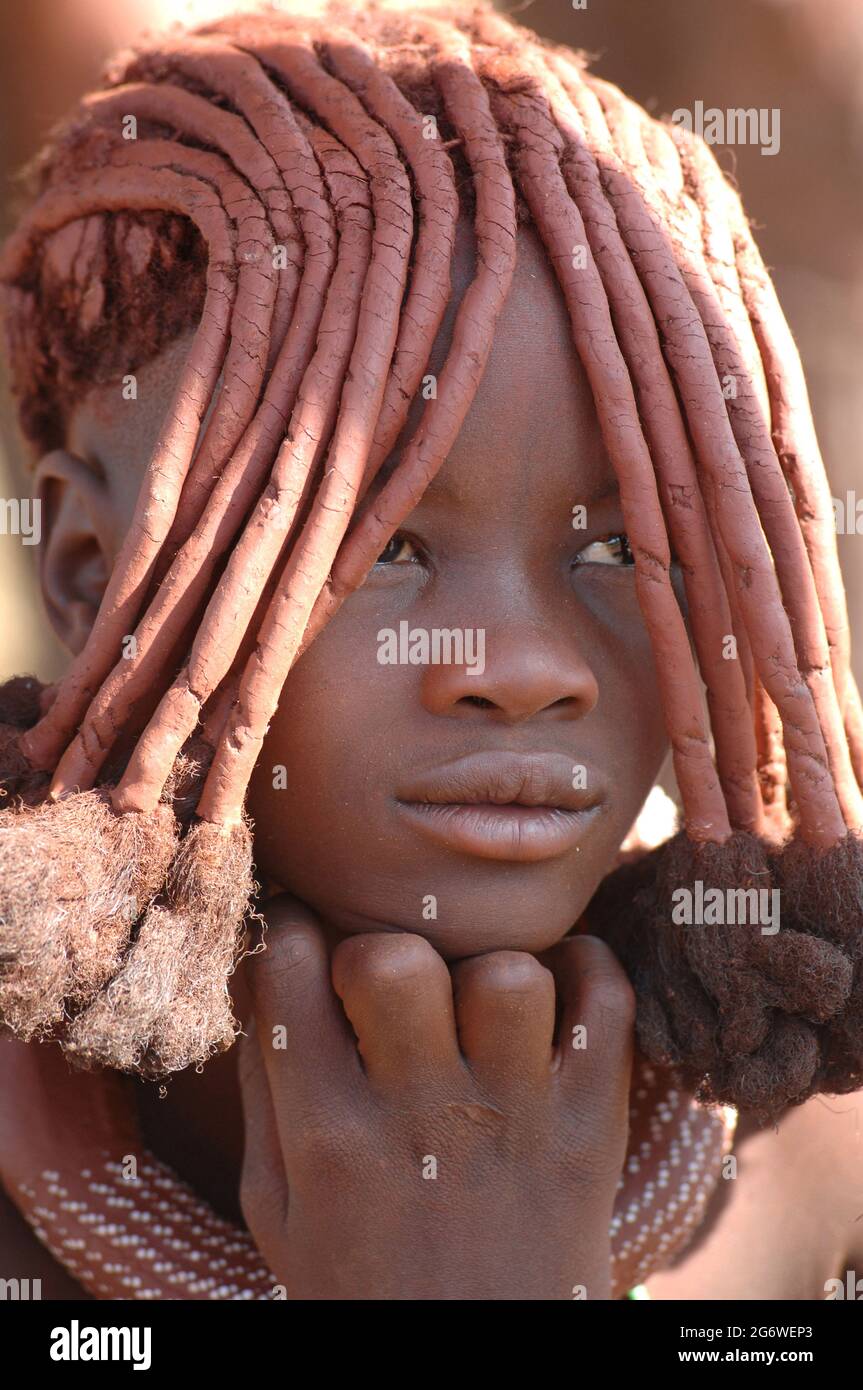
[{"x1": 1, "y1": 0, "x2": 862, "y2": 1114}]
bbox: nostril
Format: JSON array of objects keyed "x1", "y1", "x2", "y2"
[{"x1": 459, "y1": 694, "x2": 496, "y2": 710}]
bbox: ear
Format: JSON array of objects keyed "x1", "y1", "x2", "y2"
[{"x1": 33, "y1": 450, "x2": 118, "y2": 656}]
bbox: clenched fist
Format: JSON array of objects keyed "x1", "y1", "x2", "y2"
[{"x1": 238, "y1": 896, "x2": 635, "y2": 1300}]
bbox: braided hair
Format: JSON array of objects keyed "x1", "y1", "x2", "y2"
[{"x1": 1, "y1": 1, "x2": 861, "y2": 1115}]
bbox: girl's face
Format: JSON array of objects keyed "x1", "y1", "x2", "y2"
[
  {"x1": 61, "y1": 224, "x2": 670, "y2": 959},
  {"x1": 247, "y1": 225, "x2": 670, "y2": 955}
]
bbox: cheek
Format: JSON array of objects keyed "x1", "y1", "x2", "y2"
[
  {"x1": 245, "y1": 572, "x2": 672, "y2": 930},
  {"x1": 244, "y1": 608, "x2": 410, "y2": 886},
  {"x1": 572, "y1": 598, "x2": 671, "y2": 860},
  {"x1": 603, "y1": 679, "x2": 669, "y2": 828},
  {"x1": 578, "y1": 575, "x2": 671, "y2": 771},
  {"x1": 614, "y1": 624, "x2": 668, "y2": 763}
]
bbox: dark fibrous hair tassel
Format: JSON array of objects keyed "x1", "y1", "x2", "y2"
[{"x1": 1, "y1": 3, "x2": 861, "y2": 1116}]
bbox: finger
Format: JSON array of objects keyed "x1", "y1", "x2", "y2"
[
  {"x1": 236, "y1": 1020, "x2": 288, "y2": 1234},
  {"x1": 331, "y1": 932, "x2": 462, "y2": 1090},
  {"x1": 451, "y1": 951, "x2": 556, "y2": 1092},
  {"x1": 245, "y1": 894, "x2": 362, "y2": 1116},
  {"x1": 548, "y1": 934, "x2": 635, "y2": 1115}
]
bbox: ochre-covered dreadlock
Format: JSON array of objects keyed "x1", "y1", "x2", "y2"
[{"x1": 1, "y1": 0, "x2": 861, "y2": 1114}]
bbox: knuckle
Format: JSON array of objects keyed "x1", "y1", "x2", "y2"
[
  {"x1": 334, "y1": 931, "x2": 444, "y2": 991},
  {"x1": 256, "y1": 926, "x2": 322, "y2": 992},
  {"x1": 456, "y1": 950, "x2": 553, "y2": 999},
  {"x1": 559, "y1": 1126, "x2": 627, "y2": 1187},
  {"x1": 563, "y1": 932, "x2": 619, "y2": 973},
  {"x1": 263, "y1": 894, "x2": 321, "y2": 933},
  {"x1": 289, "y1": 1114, "x2": 366, "y2": 1188},
  {"x1": 564, "y1": 935, "x2": 636, "y2": 1022}
]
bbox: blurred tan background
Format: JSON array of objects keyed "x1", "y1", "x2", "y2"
[{"x1": 2, "y1": 0, "x2": 861, "y2": 687}]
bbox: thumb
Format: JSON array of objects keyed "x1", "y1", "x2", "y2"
[{"x1": 243, "y1": 894, "x2": 361, "y2": 1121}]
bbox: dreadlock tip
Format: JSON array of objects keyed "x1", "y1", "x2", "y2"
[{"x1": 46, "y1": 779, "x2": 75, "y2": 804}]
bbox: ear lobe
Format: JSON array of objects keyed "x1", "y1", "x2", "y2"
[{"x1": 33, "y1": 450, "x2": 116, "y2": 656}]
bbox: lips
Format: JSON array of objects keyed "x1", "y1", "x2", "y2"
[{"x1": 395, "y1": 752, "x2": 602, "y2": 862}]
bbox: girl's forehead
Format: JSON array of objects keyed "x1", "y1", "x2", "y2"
[
  {"x1": 425, "y1": 222, "x2": 612, "y2": 512},
  {"x1": 366, "y1": 217, "x2": 611, "y2": 518}
]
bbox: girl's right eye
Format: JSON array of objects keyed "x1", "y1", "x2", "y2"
[
  {"x1": 572, "y1": 533, "x2": 635, "y2": 568},
  {"x1": 374, "y1": 533, "x2": 419, "y2": 566}
]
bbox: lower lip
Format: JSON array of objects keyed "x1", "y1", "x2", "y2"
[{"x1": 395, "y1": 801, "x2": 597, "y2": 862}]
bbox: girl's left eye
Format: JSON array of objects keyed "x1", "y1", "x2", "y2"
[
  {"x1": 374, "y1": 532, "x2": 419, "y2": 566},
  {"x1": 573, "y1": 533, "x2": 635, "y2": 568}
]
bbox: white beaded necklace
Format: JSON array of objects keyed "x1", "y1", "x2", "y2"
[{"x1": 14, "y1": 1055, "x2": 736, "y2": 1300}]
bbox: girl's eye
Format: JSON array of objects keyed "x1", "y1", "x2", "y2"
[
  {"x1": 374, "y1": 533, "x2": 419, "y2": 566},
  {"x1": 573, "y1": 533, "x2": 634, "y2": 568}
]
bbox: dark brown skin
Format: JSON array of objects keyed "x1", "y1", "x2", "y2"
[
  {"x1": 245, "y1": 223, "x2": 668, "y2": 954},
  {"x1": 55, "y1": 223, "x2": 669, "y2": 953},
  {"x1": 241, "y1": 903, "x2": 634, "y2": 1299},
  {"x1": 6, "y1": 224, "x2": 863, "y2": 1298}
]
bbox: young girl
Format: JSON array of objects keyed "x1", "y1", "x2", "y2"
[{"x1": 1, "y1": 0, "x2": 862, "y2": 1301}]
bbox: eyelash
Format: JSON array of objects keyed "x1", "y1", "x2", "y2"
[
  {"x1": 373, "y1": 533, "x2": 636, "y2": 568},
  {"x1": 374, "y1": 534, "x2": 421, "y2": 566}
]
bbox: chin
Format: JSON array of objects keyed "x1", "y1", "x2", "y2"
[
  {"x1": 261, "y1": 842, "x2": 607, "y2": 959},
  {"x1": 316, "y1": 897, "x2": 583, "y2": 961}
]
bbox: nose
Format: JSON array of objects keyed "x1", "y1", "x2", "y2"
[{"x1": 420, "y1": 622, "x2": 600, "y2": 724}]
